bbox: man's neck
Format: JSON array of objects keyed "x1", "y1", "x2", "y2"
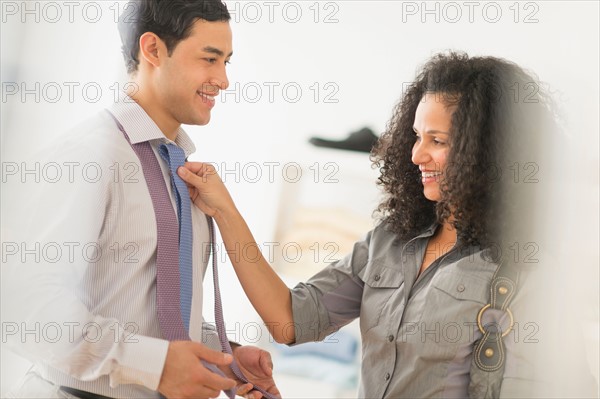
[{"x1": 126, "y1": 84, "x2": 179, "y2": 141}]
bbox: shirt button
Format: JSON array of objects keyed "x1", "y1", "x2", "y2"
[
  {"x1": 385, "y1": 372, "x2": 391, "y2": 381},
  {"x1": 457, "y1": 284, "x2": 465, "y2": 292},
  {"x1": 388, "y1": 335, "x2": 394, "y2": 342},
  {"x1": 374, "y1": 274, "x2": 381, "y2": 282}
]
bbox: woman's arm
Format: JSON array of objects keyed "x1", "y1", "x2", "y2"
[{"x1": 178, "y1": 163, "x2": 295, "y2": 343}]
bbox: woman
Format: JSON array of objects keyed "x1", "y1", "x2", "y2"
[{"x1": 178, "y1": 52, "x2": 554, "y2": 397}]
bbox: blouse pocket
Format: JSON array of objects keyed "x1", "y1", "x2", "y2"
[
  {"x1": 359, "y1": 259, "x2": 404, "y2": 333},
  {"x1": 421, "y1": 271, "x2": 490, "y2": 348},
  {"x1": 432, "y1": 272, "x2": 489, "y2": 304}
]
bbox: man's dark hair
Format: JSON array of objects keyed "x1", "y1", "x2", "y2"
[{"x1": 118, "y1": 0, "x2": 231, "y2": 74}]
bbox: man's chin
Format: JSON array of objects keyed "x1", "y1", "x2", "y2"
[{"x1": 183, "y1": 115, "x2": 211, "y2": 126}]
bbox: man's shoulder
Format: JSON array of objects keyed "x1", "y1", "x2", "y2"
[
  {"x1": 63, "y1": 109, "x2": 127, "y2": 150},
  {"x1": 37, "y1": 109, "x2": 130, "y2": 166},
  {"x1": 62, "y1": 109, "x2": 119, "y2": 144}
]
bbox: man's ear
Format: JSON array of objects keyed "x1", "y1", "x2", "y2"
[{"x1": 138, "y1": 32, "x2": 164, "y2": 68}]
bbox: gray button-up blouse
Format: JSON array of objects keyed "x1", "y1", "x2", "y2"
[{"x1": 290, "y1": 222, "x2": 500, "y2": 398}]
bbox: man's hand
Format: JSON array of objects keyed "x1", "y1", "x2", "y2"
[
  {"x1": 158, "y1": 341, "x2": 237, "y2": 399},
  {"x1": 229, "y1": 345, "x2": 281, "y2": 399}
]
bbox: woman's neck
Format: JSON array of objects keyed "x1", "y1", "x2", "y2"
[{"x1": 436, "y1": 220, "x2": 457, "y2": 245}]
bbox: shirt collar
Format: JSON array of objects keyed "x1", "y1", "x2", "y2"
[
  {"x1": 416, "y1": 222, "x2": 468, "y2": 249},
  {"x1": 416, "y1": 222, "x2": 438, "y2": 238},
  {"x1": 109, "y1": 91, "x2": 196, "y2": 158}
]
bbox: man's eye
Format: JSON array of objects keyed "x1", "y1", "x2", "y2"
[{"x1": 204, "y1": 58, "x2": 217, "y2": 64}]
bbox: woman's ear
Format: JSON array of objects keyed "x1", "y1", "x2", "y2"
[{"x1": 138, "y1": 32, "x2": 164, "y2": 68}]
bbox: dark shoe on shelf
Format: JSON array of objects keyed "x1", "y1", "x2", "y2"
[{"x1": 309, "y1": 127, "x2": 379, "y2": 153}]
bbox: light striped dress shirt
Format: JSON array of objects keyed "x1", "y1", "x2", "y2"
[{"x1": 2, "y1": 93, "x2": 222, "y2": 398}]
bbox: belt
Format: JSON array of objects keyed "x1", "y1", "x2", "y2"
[{"x1": 59, "y1": 386, "x2": 114, "y2": 399}]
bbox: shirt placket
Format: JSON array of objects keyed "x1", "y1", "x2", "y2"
[
  {"x1": 381, "y1": 228, "x2": 460, "y2": 398},
  {"x1": 377, "y1": 230, "x2": 433, "y2": 397}
]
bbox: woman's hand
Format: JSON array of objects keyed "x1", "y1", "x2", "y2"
[{"x1": 177, "y1": 162, "x2": 237, "y2": 219}]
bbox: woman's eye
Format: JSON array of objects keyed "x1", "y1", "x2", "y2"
[{"x1": 434, "y1": 138, "x2": 446, "y2": 145}]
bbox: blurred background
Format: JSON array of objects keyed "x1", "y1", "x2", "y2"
[{"x1": 1, "y1": 1, "x2": 598, "y2": 397}]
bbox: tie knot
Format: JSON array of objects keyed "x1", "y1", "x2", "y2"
[{"x1": 159, "y1": 143, "x2": 186, "y2": 170}]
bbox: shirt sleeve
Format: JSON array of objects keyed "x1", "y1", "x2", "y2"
[
  {"x1": 290, "y1": 228, "x2": 376, "y2": 344},
  {"x1": 1, "y1": 131, "x2": 168, "y2": 391}
]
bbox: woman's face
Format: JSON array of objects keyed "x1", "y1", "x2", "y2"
[{"x1": 411, "y1": 92, "x2": 455, "y2": 202}]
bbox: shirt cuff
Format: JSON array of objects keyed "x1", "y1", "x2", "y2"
[
  {"x1": 109, "y1": 335, "x2": 169, "y2": 391},
  {"x1": 290, "y1": 283, "x2": 329, "y2": 345}
]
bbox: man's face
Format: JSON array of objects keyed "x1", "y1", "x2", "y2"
[{"x1": 156, "y1": 20, "x2": 232, "y2": 127}]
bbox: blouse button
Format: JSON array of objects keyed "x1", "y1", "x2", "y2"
[
  {"x1": 388, "y1": 335, "x2": 394, "y2": 342},
  {"x1": 457, "y1": 284, "x2": 465, "y2": 292},
  {"x1": 385, "y1": 373, "x2": 391, "y2": 381},
  {"x1": 374, "y1": 274, "x2": 381, "y2": 282}
]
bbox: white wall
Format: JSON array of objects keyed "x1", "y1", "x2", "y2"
[{"x1": 2, "y1": 0, "x2": 598, "y2": 395}]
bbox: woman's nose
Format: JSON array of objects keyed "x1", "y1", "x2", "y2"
[{"x1": 411, "y1": 140, "x2": 429, "y2": 165}]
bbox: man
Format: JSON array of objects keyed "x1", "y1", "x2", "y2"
[{"x1": 3, "y1": 1, "x2": 279, "y2": 398}]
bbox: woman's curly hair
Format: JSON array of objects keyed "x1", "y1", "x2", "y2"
[{"x1": 372, "y1": 51, "x2": 556, "y2": 249}]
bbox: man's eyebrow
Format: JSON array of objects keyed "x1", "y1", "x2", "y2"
[{"x1": 202, "y1": 46, "x2": 233, "y2": 58}]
